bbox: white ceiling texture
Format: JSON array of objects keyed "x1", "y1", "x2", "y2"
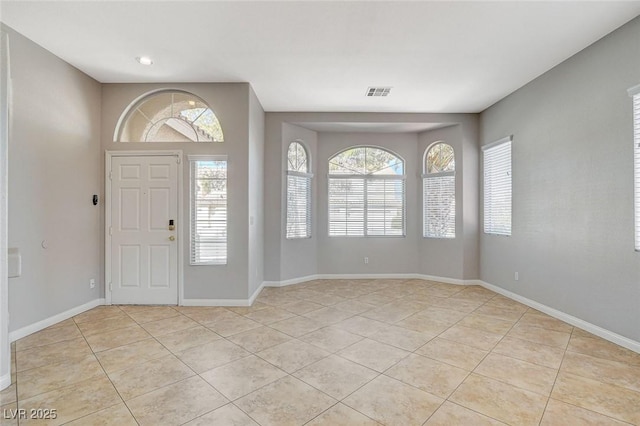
[{"x1": 1, "y1": 1, "x2": 639, "y2": 113}]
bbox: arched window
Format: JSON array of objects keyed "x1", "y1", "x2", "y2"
[
  {"x1": 116, "y1": 90, "x2": 224, "y2": 142},
  {"x1": 328, "y1": 146, "x2": 405, "y2": 237},
  {"x1": 423, "y1": 142, "x2": 455, "y2": 238},
  {"x1": 286, "y1": 141, "x2": 312, "y2": 239}
]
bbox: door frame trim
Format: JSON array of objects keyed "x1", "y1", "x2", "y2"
[{"x1": 105, "y1": 150, "x2": 184, "y2": 306}]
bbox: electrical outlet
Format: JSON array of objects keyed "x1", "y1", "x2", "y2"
[
  {"x1": 90, "y1": 279, "x2": 96, "y2": 289},
  {"x1": 364, "y1": 257, "x2": 369, "y2": 264},
  {"x1": 514, "y1": 272, "x2": 519, "y2": 281}
]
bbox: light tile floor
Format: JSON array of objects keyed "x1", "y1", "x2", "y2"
[{"x1": 2, "y1": 279, "x2": 640, "y2": 425}]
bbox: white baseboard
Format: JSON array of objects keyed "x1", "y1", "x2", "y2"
[
  {"x1": 265, "y1": 273, "x2": 473, "y2": 287},
  {"x1": 263, "y1": 274, "x2": 639, "y2": 354},
  {"x1": 0, "y1": 372, "x2": 10, "y2": 391},
  {"x1": 416, "y1": 274, "x2": 473, "y2": 286},
  {"x1": 248, "y1": 281, "x2": 265, "y2": 305},
  {"x1": 264, "y1": 274, "x2": 321, "y2": 288},
  {"x1": 478, "y1": 280, "x2": 640, "y2": 355},
  {"x1": 181, "y1": 298, "x2": 253, "y2": 307},
  {"x1": 320, "y1": 273, "x2": 418, "y2": 280},
  {"x1": 9, "y1": 298, "x2": 105, "y2": 343},
  {"x1": 182, "y1": 281, "x2": 266, "y2": 307},
  {"x1": 7, "y1": 276, "x2": 638, "y2": 356}
]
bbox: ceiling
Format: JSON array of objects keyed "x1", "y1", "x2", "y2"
[{"x1": 2, "y1": 1, "x2": 639, "y2": 113}]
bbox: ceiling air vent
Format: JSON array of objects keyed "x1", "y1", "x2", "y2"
[{"x1": 366, "y1": 87, "x2": 392, "y2": 97}]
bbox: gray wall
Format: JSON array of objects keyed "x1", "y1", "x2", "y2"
[
  {"x1": 264, "y1": 118, "x2": 321, "y2": 282},
  {"x1": 101, "y1": 83, "x2": 252, "y2": 300},
  {"x1": 1, "y1": 27, "x2": 11, "y2": 385},
  {"x1": 6, "y1": 26, "x2": 102, "y2": 331},
  {"x1": 263, "y1": 115, "x2": 283, "y2": 281},
  {"x1": 316, "y1": 132, "x2": 420, "y2": 274},
  {"x1": 280, "y1": 124, "x2": 318, "y2": 281},
  {"x1": 248, "y1": 87, "x2": 265, "y2": 296},
  {"x1": 418, "y1": 121, "x2": 479, "y2": 280},
  {"x1": 479, "y1": 17, "x2": 640, "y2": 341},
  {"x1": 264, "y1": 113, "x2": 479, "y2": 282}
]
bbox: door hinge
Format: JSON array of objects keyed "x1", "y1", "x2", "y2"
[
  {"x1": 109, "y1": 170, "x2": 113, "y2": 180},
  {"x1": 109, "y1": 282, "x2": 112, "y2": 291},
  {"x1": 109, "y1": 226, "x2": 113, "y2": 236},
  {"x1": 176, "y1": 156, "x2": 181, "y2": 164}
]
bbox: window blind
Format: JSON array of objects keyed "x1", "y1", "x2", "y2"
[
  {"x1": 329, "y1": 177, "x2": 365, "y2": 236},
  {"x1": 328, "y1": 176, "x2": 405, "y2": 237},
  {"x1": 423, "y1": 174, "x2": 455, "y2": 238},
  {"x1": 633, "y1": 93, "x2": 640, "y2": 250},
  {"x1": 366, "y1": 178, "x2": 405, "y2": 236},
  {"x1": 483, "y1": 139, "x2": 512, "y2": 236},
  {"x1": 286, "y1": 173, "x2": 311, "y2": 238},
  {"x1": 190, "y1": 158, "x2": 227, "y2": 265}
]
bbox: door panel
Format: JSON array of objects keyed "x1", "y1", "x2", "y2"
[
  {"x1": 120, "y1": 188, "x2": 141, "y2": 230},
  {"x1": 111, "y1": 155, "x2": 178, "y2": 304},
  {"x1": 149, "y1": 245, "x2": 170, "y2": 288},
  {"x1": 149, "y1": 188, "x2": 170, "y2": 230},
  {"x1": 120, "y1": 245, "x2": 141, "y2": 288}
]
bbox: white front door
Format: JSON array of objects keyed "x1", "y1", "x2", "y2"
[{"x1": 110, "y1": 155, "x2": 179, "y2": 304}]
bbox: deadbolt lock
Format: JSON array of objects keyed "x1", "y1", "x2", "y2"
[{"x1": 169, "y1": 219, "x2": 175, "y2": 231}]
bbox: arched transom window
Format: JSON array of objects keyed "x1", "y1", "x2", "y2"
[
  {"x1": 286, "y1": 141, "x2": 312, "y2": 239},
  {"x1": 116, "y1": 90, "x2": 224, "y2": 143},
  {"x1": 328, "y1": 146, "x2": 405, "y2": 237},
  {"x1": 423, "y1": 142, "x2": 455, "y2": 238}
]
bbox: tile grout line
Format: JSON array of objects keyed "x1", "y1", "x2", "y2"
[
  {"x1": 424, "y1": 295, "x2": 528, "y2": 425},
  {"x1": 91, "y1": 305, "x2": 227, "y2": 425},
  {"x1": 10, "y1": 280, "x2": 639, "y2": 425},
  {"x1": 235, "y1": 279, "x2": 413, "y2": 424},
  {"x1": 541, "y1": 327, "x2": 638, "y2": 426},
  {"x1": 12, "y1": 312, "x2": 123, "y2": 417},
  {"x1": 536, "y1": 325, "x2": 574, "y2": 425},
  {"x1": 417, "y1": 291, "x2": 507, "y2": 425},
  {"x1": 74, "y1": 305, "x2": 142, "y2": 426},
  {"x1": 117, "y1": 311, "x2": 226, "y2": 426}
]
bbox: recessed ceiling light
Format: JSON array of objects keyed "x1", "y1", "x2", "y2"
[{"x1": 136, "y1": 56, "x2": 153, "y2": 66}]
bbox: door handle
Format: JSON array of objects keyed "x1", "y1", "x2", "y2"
[{"x1": 169, "y1": 236, "x2": 175, "y2": 241}]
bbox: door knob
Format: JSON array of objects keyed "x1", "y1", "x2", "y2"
[{"x1": 169, "y1": 235, "x2": 175, "y2": 241}]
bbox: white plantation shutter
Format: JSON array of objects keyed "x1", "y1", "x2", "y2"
[
  {"x1": 631, "y1": 87, "x2": 640, "y2": 250},
  {"x1": 286, "y1": 173, "x2": 312, "y2": 238},
  {"x1": 423, "y1": 174, "x2": 455, "y2": 238},
  {"x1": 190, "y1": 157, "x2": 227, "y2": 265},
  {"x1": 483, "y1": 138, "x2": 512, "y2": 236}
]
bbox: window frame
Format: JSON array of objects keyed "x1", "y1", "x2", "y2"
[
  {"x1": 423, "y1": 142, "x2": 456, "y2": 239},
  {"x1": 115, "y1": 89, "x2": 224, "y2": 143},
  {"x1": 189, "y1": 155, "x2": 228, "y2": 266},
  {"x1": 286, "y1": 141, "x2": 313, "y2": 239},
  {"x1": 629, "y1": 84, "x2": 640, "y2": 251},
  {"x1": 327, "y1": 145, "x2": 406, "y2": 238},
  {"x1": 483, "y1": 136, "x2": 513, "y2": 236}
]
